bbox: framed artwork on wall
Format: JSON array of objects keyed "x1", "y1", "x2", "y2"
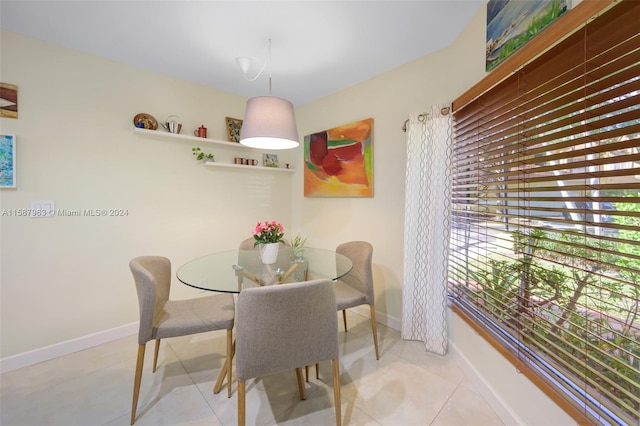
[
  {"x1": 262, "y1": 153, "x2": 278, "y2": 168},
  {"x1": 0, "y1": 134, "x2": 16, "y2": 188},
  {"x1": 225, "y1": 117, "x2": 243, "y2": 142},
  {"x1": 0, "y1": 83, "x2": 18, "y2": 119},
  {"x1": 486, "y1": 0, "x2": 570, "y2": 71},
  {"x1": 303, "y1": 118, "x2": 373, "y2": 197}
]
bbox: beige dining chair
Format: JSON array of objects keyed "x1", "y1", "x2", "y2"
[
  {"x1": 129, "y1": 256, "x2": 235, "y2": 425},
  {"x1": 238, "y1": 237, "x2": 256, "y2": 250},
  {"x1": 235, "y1": 279, "x2": 342, "y2": 426},
  {"x1": 306, "y1": 241, "x2": 379, "y2": 381},
  {"x1": 335, "y1": 241, "x2": 379, "y2": 358}
]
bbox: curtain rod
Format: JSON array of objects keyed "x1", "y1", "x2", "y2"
[
  {"x1": 402, "y1": 113, "x2": 427, "y2": 132},
  {"x1": 402, "y1": 107, "x2": 450, "y2": 132}
]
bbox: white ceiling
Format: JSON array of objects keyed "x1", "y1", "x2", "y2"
[{"x1": 0, "y1": 0, "x2": 484, "y2": 106}]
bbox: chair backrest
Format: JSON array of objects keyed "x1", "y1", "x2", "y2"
[
  {"x1": 239, "y1": 237, "x2": 256, "y2": 250},
  {"x1": 129, "y1": 256, "x2": 172, "y2": 344},
  {"x1": 336, "y1": 241, "x2": 374, "y2": 304},
  {"x1": 235, "y1": 279, "x2": 338, "y2": 381}
]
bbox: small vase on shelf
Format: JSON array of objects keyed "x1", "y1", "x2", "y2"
[{"x1": 259, "y1": 242, "x2": 280, "y2": 265}]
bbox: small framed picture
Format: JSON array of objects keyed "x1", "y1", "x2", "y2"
[
  {"x1": 0, "y1": 134, "x2": 16, "y2": 188},
  {"x1": 0, "y1": 83, "x2": 18, "y2": 119},
  {"x1": 225, "y1": 117, "x2": 243, "y2": 142},
  {"x1": 263, "y1": 153, "x2": 278, "y2": 168}
]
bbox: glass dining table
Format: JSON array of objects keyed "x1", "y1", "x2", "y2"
[
  {"x1": 177, "y1": 246, "x2": 353, "y2": 293},
  {"x1": 176, "y1": 246, "x2": 353, "y2": 394}
]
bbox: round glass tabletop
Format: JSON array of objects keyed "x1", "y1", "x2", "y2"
[{"x1": 176, "y1": 246, "x2": 353, "y2": 293}]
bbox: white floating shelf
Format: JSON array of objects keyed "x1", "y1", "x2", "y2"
[
  {"x1": 202, "y1": 162, "x2": 295, "y2": 173},
  {"x1": 133, "y1": 127, "x2": 249, "y2": 149}
]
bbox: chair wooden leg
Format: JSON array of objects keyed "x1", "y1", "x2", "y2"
[
  {"x1": 214, "y1": 336, "x2": 236, "y2": 396},
  {"x1": 131, "y1": 344, "x2": 146, "y2": 425},
  {"x1": 213, "y1": 356, "x2": 228, "y2": 394},
  {"x1": 152, "y1": 339, "x2": 160, "y2": 372},
  {"x1": 332, "y1": 359, "x2": 341, "y2": 426},
  {"x1": 226, "y1": 329, "x2": 233, "y2": 398},
  {"x1": 295, "y1": 367, "x2": 306, "y2": 400},
  {"x1": 304, "y1": 363, "x2": 320, "y2": 381},
  {"x1": 342, "y1": 309, "x2": 348, "y2": 331},
  {"x1": 238, "y1": 380, "x2": 246, "y2": 426},
  {"x1": 370, "y1": 305, "x2": 380, "y2": 360}
]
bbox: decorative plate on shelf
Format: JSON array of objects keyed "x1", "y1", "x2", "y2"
[{"x1": 133, "y1": 113, "x2": 158, "y2": 130}]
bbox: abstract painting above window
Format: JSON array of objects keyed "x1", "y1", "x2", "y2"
[
  {"x1": 304, "y1": 118, "x2": 373, "y2": 197},
  {"x1": 486, "y1": 0, "x2": 570, "y2": 71}
]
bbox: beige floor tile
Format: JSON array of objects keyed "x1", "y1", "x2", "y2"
[
  {"x1": 431, "y1": 384, "x2": 505, "y2": 426},
  {"x1": 342, "y1": 358, "x2": 459, "y2": 426},
  {"x1": 0, "y1": 311, "x2": 504, "y2": 426}
]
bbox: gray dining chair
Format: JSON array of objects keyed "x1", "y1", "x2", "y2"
[
  {"x1": 238, "y1": 237, "x2": 256, "y2": 250},
  {"x1": 129, "y1": 256, "x2": 235, "y2": 425},
  {"x1": 335, "y1": 241, "x2": 379, "y2": 359},
  {"x1": 306, "y1": 241, "x2": 379, "y2": 382},
  {"x1": 235, "y1": 279, "x2": 341, "y2": 426}
]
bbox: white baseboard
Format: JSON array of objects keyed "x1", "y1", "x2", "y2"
[
  {"x1": 1, "y1": 307, "x2": 399, "y2": 375},
  {"x1": 0, "y1": 322, "x2": 138, "y2": 374},
  {"x1": 350, "y1": 305, "x2": 401, "y2": 331},
  {"x1": 450, "y1": 342, "x2": 522, "y2": 426}
]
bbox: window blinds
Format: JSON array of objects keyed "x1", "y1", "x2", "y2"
[{"x1": 449, "y1": 1, "x2": 640, "y2": 423}]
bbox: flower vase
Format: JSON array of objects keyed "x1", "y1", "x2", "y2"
[
  {"x1": 259, "y1": 242, "x2": 279, "y2": 265},
  {"x1": 291, "y1": 256, "x2": 308, "y2": 282}
]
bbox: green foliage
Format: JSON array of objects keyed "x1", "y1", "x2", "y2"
[
  {"x1": 465, "y1": 223, "x2": 640, "y2": 420},
  {"x1": 290, "y1": 234, "x2": 307, "y2": 260},
  {"x1": 192, "y1": 147, "x2": 214, "y2": 161}
]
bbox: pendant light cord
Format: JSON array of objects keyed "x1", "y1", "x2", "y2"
[
  {"x1": 268, "y1": 38, "x2": 272, "y2": 96},
  {"x1": 236, "y1": 38, "x2": 276, "y2": 96}
]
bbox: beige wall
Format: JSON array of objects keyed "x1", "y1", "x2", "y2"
[
  {"x1": 1, "y1": 13, "x2": 486, "y2": 358},
  {"x1": 0, "y1": 30, "x2": 295, "y2": 357},
  {"x1": 294, "y1": 2, "x2": 487, "y2": 326},
  {"x1": 1, "y1": 3, "x2": 574, "y2": 424}
]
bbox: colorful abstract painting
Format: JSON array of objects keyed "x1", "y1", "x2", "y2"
[
  {"x1": 486, "y1": 0, "x2": 569, "y2": 71},
  {"x1": 304, "y1": 118, "x2": 373, "y2": 197},
  {"x1": 0, "y1": 134, "x2": 16, "y2": 188}
]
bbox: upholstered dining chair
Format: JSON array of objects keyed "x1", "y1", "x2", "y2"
[
  {"x1": 235, "y1": 279, "x2": 342, "y2": 426},
  {"x1": 238, "y1": 237, "x2": 256, "y2": 250},
  {"x1": 335, "y1": 241, "x2": 379, "y2": 359},
  {"x1": 306, "y1": 241, "x2": 379, "y2": 382},
  {"x1": 129, "y1": 256, "x2": 235, "y2": 425}
]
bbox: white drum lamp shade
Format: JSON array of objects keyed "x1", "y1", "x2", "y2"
[{"x1": 239, "y1": 96, "x2": 299, "y2": 149}]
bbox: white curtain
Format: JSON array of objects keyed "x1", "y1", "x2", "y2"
[{"x1": 401, "y1": 105, "x2": 453, "y2": 355}]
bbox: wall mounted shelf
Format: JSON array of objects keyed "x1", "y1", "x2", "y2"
[
  {"x1": 202, "y1": 162, "x2": 294, "y2": 173},
  {"x1": 133, "y1": 126, "x2": 295, "y2": 173},
  {"x1": 133, "y1": 127, "x2": 249, "y2": 149}
]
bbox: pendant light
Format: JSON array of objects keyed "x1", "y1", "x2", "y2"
[{"x1": 239, "y1": 39, "x2": 299, "y2": 150}]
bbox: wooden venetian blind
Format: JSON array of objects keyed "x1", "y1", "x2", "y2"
[{"x1": 449, "y1": 1, "x2": 640, "y2": 424}]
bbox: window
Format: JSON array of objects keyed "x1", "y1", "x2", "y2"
[{"x1": 449, "y1": 1, "x2": 639, "y2": 424}]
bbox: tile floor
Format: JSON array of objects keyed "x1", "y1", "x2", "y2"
[{"x1": 1, "y1": 312, "x2": 505, "y2": 425}]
